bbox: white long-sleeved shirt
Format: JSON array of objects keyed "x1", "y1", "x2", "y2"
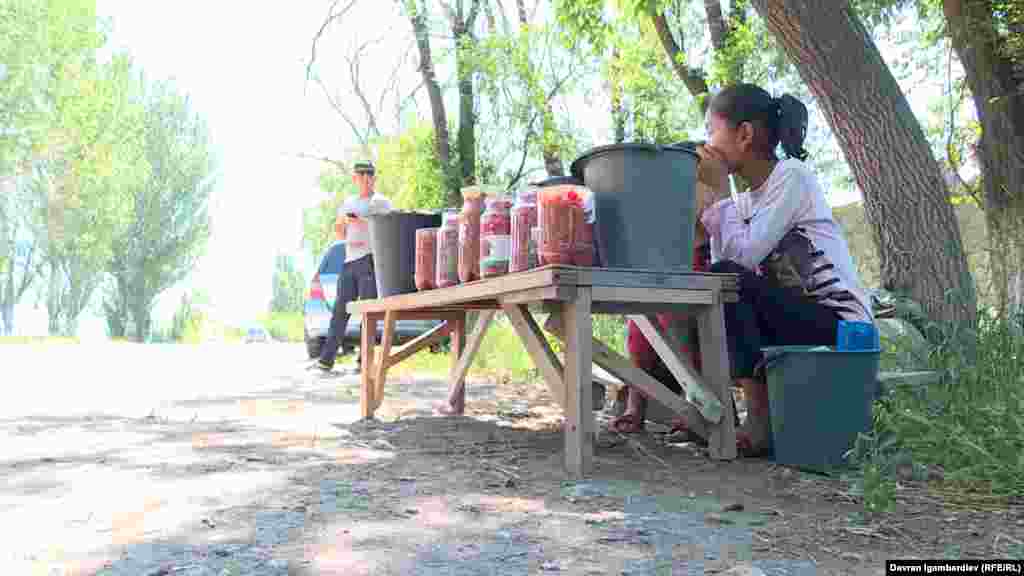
[{"x1": 700, "y1": 159, "x2": 873, "y2": 323}]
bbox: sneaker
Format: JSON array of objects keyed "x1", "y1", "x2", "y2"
[{"x1": 306, "y1": 359, "x2": 333, "y2": 374}]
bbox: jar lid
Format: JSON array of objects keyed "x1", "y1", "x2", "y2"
[
  {"x1": 461, "y1": 184, "x2": 504, "y2": 199},
  {"x1": 486, "y1": 195, "x2": 513, "y2": 209}
]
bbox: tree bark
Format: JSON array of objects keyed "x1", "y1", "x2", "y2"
[
  {"x1": 610, "y1": 49, "x2": 628, "y2": 143},
  {"x1": 704, "y1": 0, "x2": 728, "y2": 50},
  {"x1": 651, "y1": 12, "x2": 710, "y2": 104},
  {"x1": 752, "y1": 0, "x2": 977, "y2": 331},
  {"x1": 454, "y1": 22, "x2": 478, "y2": 188},
  {"x1": 452, "y1": 0, "x2": 484, "y2": 188},
  {"x1": 406, "y1": 0, "x2": 457, "y2": 205},
  {"x1": 943, "y1": 0, "x2": 1024, "y2": 317}
]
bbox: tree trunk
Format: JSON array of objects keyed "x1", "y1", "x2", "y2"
[
  {"x1": 407, "y1": 0, "x2": 456, "y2": 206},
  {"x1": 47, "y1": 260, "x2": 62, "y2": 336},
  {"x1": 454, "y1": 23, "x2": 478, "y2": 188},
  {"x1": 752, "y1": 0, "x2": 977, "y2": 332},
  {"x1": 610, "y1": 49, "x2": 628, "y2": 143},
  {"x1": 0, "y1": 267, "x2": 13, "y2": 335},
  {"x1": 704, "y1": 0, "x2": 728, "y2": 50},
  {"x1": 132, "y1": 296, "x2": 150, "y2": 343},
  {"x1": 943, "y1": 0, "x2": 1024, "y2": 318}
]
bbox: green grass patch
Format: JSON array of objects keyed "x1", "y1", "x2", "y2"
[
  {"x1": 260, "y1": 311, "x2": 304, "y2": 343},
  {"x1": 851, "y1": 312, "x2": 1024, "y2": 508}
]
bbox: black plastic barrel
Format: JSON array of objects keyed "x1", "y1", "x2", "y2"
[
  {"x1": 570, "y1": 143, "x2": 699, "y2": 271},
  {"x1": 369, "y1": 211, "x2": 443, "y2": 297}
]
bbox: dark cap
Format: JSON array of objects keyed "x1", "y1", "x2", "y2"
[{"x1": 353, "y1": 160, "x2": 376, "y2": 175}]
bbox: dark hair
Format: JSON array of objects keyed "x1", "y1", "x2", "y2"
[{"x1": 708, "y1": 84, "x2": 809, "y2": 161}]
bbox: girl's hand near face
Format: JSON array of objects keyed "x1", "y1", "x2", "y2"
[{"x1": 696, "y1": 145, "x2": 731, "y2": 209}]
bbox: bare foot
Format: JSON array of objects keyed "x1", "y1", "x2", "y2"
[
  {"x1": 609, "y1": 412, "x2": 645, "y2": 433},
  {"x1": 435, "y1": 399, "x2": 465, "y2": 416},
  {"x1": 667, "y1": 403, "x2": 708, "y2": 445},
  {"x1": 736, "y1": 414, "x2": 773, "y2": 457}
]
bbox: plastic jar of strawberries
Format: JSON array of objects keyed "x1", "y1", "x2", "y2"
[
  {"x1": 480, "y1": 196, "x2": 513, "y2": 278},
  {"x1": 458, "y1": 187, "x2": 488, "y2": 283},
  {"x1": 509, "y1": 186, "x2": 538, "y2": 273},
  {"x1": 414, "y1": 227, "x2": 438, "y2": 291},
  {"x1": 435, "y1": 209, "x2": 460, "y2": 288},
  {"x1": 538, "y1": 185, "x2": 577, "y2": 265}
]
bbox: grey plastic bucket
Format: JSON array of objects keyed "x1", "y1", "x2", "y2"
[
  {"x1": 368, "y1": 211, "x2": 443, "y2": 297},
  {"x1": 570, "y1": 142, "x2": 699, "y2": 270},
  {"x1": 760, "y1": 346, "x2": 881, "y2": 473}
]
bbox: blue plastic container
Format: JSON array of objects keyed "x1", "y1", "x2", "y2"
[
  {"x1": 837, "y1": 321, "x2": 880, "y2": 351},
  {"x1": 760, "y1": 346, "x2": 881, "y2": 473}
]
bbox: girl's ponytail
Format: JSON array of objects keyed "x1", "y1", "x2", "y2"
[{"x1": 775, "y1": 93, "x2": 809, "y2": 161}]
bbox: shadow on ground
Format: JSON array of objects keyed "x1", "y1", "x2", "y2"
[{"x1": 5, "y1": 366, "x2": 1020, "y2": 575}]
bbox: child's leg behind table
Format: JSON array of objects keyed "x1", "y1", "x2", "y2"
[{"x1": 609, "y1": 242, "x2": 709, "y2": 434}]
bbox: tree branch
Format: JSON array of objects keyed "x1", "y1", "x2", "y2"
[
  {"x1": 313, "y1": 75, "x2": 370, "y2": 146},
  {"x1": 651, "y1": 11, "x2": 710, "y2": 105},
  {"x1": 295, "y1": 152, "x2": 349, "y2": 171},
  {"x1": 438, "y1": 0, "x2": 459, "y2": 26},
  {"x1": 306, "y1": 0, "x2": 361, "y2": 85},
  {"x1": 466, "y1": 0, "x2": 484, "y2": 28}
]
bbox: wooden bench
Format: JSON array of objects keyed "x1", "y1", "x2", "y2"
[{"x1": 348, "y1": 264, "x2": 739, "y2": 478}]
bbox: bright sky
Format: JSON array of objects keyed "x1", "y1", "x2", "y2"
[
  {"x1": 92, "y1": 0, "x2": 356, "y2": 327},
  {"x1": 13, "y1": 1, "x2": 954, "y2": 336}
]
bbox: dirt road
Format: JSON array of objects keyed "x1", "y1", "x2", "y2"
[{"x1": 1, "y1": 343, "x2": 1019, "y2": 575}]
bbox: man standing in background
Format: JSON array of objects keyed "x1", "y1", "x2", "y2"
[{"x1": 312, "y1": 160, "x2": 392, "y2": 374}]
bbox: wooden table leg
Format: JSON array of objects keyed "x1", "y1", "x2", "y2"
[
  {"x1": 372, "y1": 311, "x2": 397, "y2": 411},
  {"x1": 630, "y1": 315, "x2": 724, "y2": 424},
  {"x1": 546, "y1": 311, "x2": 702, "y2": 435},
  {"x1": 698, "y1": 302, "x2": 737, "y2": 460},
  {"x1": 503, "y1": 304, "x2": 565, "y2": 410},
  {"x1": 360, "y1": 312, "x2": 380, "y2": 420},
  {"x1": 441, "y1": 310, "x2": 496, "y2": 415},
  {"x1": 563, "y1": 287, "x2": 594, "y2": 478}
]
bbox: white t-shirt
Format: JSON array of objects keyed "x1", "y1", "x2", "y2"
[
  {"x1": 701, "y1": 159, "x2": 873, "y2": 323},
  {"x1": 339, "y1": 193, "x2": 393, "y2": 262}
]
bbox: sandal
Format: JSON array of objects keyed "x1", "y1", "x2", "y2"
[
  {"x1": 736, "y1": 430, "x2": 774, "y2": 458},
  {"x1": 666, "y1": 417, "x2": 708, "y2": 446},
  {"x1": 609, "y1": 412, "x2": 646, "y2": 434}
]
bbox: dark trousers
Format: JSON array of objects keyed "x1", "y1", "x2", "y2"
[
  {"x1": 711, "y1": 260, "x2": 840, "y2": 379},
  {"x1": 320, "y1": 255, "x2": 377, "y2": 368}
]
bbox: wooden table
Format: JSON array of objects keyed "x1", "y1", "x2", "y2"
[{"x1": 347, "y1": 264, "x2": 740, "y2": 477}]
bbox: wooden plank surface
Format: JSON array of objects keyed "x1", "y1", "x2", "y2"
[
  {"x1": 698, "y1": 303, "x2": 737, "y2": 460},
  {"x1": 499, "y1": 286, "x2": 576, "y2": 305},
  {"x1": 348, "y1": 265, "x2": 737, "y2": 315},
  {"x1": 359, "y1": 312, "x2": 381, "y2": 419},
  {"x1": 591, "y1": 286, "x2": 717, "y2": 305},
  {"x1": 575, "y1": 267, "x2": 738, "y2": 291},
  {"x1": 562, "y1": 288, "x2": 594, "y2": 478},
  {"x1": 447, "y1": 313, "x2": 467, "y2": 411},
  {"x1": 348, "y1": 267, "x2": 577, "y2": 313},
  {"x1": 372, "y1": 311, "x2": 397, "y2": 410}
]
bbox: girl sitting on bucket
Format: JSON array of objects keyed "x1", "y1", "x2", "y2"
[{"x1": 611, "y1": 84, "x2": 873, "y2": 457}]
